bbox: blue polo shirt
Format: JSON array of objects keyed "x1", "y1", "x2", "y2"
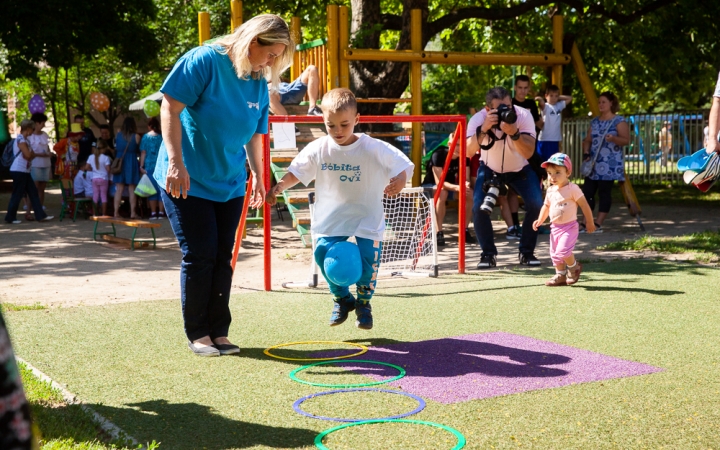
[{"x1": 154, "y1": 45, "x2": 269, "y2": 202}]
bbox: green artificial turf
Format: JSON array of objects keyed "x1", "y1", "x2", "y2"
[
  {"x1": 18, "y1": 362, "x2": 141, "y2": 449},
  {"x1": 5, "y1": 259, "x2": 720, "y2": 449}
]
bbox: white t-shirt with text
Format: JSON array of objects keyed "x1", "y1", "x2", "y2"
[
  {"x1": 289, "y1": 134, "x2": 414, "y2": 241},
  {"x1": 466, "y1": 105, "x2": 536, "y2": 174},
  {"x1": 538, "y1": 100, "x2": 566, "y2": 141}
]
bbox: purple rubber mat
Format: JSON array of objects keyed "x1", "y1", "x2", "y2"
[{"x1": 316, "y1": 332, "x2": 662, "y2": 404}]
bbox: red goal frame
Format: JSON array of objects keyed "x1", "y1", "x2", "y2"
[{"x1": 231, "y1": 114, "x2": 468, "y2": 291}]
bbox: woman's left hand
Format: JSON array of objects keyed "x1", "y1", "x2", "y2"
[
  {"x1": 249, "y1": 173, "x2": 266, "y2": 209},
  {"x1": 605, "y1": 135, "x2": 615, "y2": 143}
]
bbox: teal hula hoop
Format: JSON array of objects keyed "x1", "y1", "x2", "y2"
[
  {"x1": 314, "y1": 419, "x2": 466, "y2": 450},
  {"x1": 289, "y1": 359, "x2": 406, "y2": 388}
]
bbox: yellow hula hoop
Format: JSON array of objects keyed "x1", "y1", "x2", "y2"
[{"x1": 263, "y1": 341, "x2": 368, "y2": 361}]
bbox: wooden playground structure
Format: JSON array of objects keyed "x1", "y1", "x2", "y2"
[{"x1": 198, "y1": 3, "x2": 643, "y2": 290}]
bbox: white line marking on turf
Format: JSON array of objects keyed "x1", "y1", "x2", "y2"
[{"x1": 16, "y1": 356, "x2": 143, "y2": 448}]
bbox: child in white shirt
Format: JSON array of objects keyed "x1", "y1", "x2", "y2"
[
  {"x1": 267, "y1": 88, "x2": 414, "y2": 330},
  {"x1": 536, "y1": 85, "x2": 572, "y2": 161}
]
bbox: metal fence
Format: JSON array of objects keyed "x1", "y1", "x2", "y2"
[{"x1": 562, "y1": 111, "x2": 709, "y2": 184}]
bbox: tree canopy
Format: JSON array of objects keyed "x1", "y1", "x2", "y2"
[{"x1": 1, "y1": 0, "x2": 719, "y2": 139}]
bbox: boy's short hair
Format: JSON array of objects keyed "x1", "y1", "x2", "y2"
[
  {"x1": 31, "y1": 112, "x2": 48, "y2": 123},
  {"x1": 515, "y1": 75, "x2": 530, "y2": 85},
  {"x1": 546, "y1": 84, "x2": 560, "y2": 95},
  {"x1": 321, "y1": 88, "x2": 357, "y2": 114}
]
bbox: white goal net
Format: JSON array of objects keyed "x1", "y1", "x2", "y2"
[
  {"x1": 379, "y1": 187, "x2": 438, "y2": 277},
  {"x1": 282, "y1": 187, "x2": 438, "y2": 288}
]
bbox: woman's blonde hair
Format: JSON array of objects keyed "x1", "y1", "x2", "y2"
[{"x1": 213, "y1": 14, "x2": 294, "y2": 91}]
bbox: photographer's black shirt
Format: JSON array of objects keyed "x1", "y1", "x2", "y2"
[
  {"x1": 422, "y1": 146, "x2": 470, "y2": 186},
  {"x1": 512, "y1": 98, "x2": 541, "y2": 124}
]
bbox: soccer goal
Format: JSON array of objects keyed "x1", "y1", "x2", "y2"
[{"x1": 282, "y1": 187, "x2": 438, "y2": 288}]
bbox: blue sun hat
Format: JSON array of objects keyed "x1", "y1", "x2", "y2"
[{"x1": 677, "y1": 148, "x2": 716, "y2": 172}]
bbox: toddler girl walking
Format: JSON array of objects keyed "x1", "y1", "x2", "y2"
[{"x1": 533, "y1": 153, "x2": 595, "y2": 286}]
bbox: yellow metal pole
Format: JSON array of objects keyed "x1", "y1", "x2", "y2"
[
  {"x1": 339, "y1": 6, "x2": 350, "y2": 88},
  {"x1": 290, "y1": 17, "x2": 302, "y2": 81},
  {"x1": 552, "y1": 15, "x2": 563, "y2": 90},
  {"x1": 571, "y1": 42, "x2": 600, "y2": 116},
  {"x1": 326, "y1": 5, "x2": 340, "y2": 90},
  {"x1": 198, "y1": 12, "x2": 211, "y2": 45},
  {"x1": 410, "y1": 9, "x2": 423, "y2": 187},
  {"x1": 230, "y1": 0, "x2": 242, "y2": 32},
  {"x1": 343, "y1": 49, "x2": 570, "y2": 66}
]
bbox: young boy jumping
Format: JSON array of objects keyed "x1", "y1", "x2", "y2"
[
  {"x1": 532, "y1": 153, "x2": 595, "y2": 286},
  {"x1": 267, "y1": 88, "x2": 414, "y2": 329}
]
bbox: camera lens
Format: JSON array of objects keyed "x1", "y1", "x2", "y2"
[{"x1": 480, "y1": 185, "x2": 500, "y2": 215}]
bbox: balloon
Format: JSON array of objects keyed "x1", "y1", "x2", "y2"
[
  {"x1": 324, "y1": 241, "x2": 362, "y2": 287},
  {"x1": 143, "y1": 100, "x2": 160, "y2": 117},
  {"x1": 90, "y1": 92, "x2": 110, "y2": 112},
  {"x1": 28, "y1": 94, "x2": 46, "y2": 114}
]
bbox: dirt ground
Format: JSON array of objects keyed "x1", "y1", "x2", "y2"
[{"x1": 1, "y1": 186, "x2": 718, "y2": 307}]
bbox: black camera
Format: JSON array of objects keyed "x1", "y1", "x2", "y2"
[
  {"x1": 480, "y1": 174, "x2": 507, "y2": 215},
  {"x1": 492, "y1": 104, "x2": 517, "y2": 129}
]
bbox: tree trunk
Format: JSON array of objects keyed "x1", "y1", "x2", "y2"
[
  {"x1": 64, "y1": 68, "x2": 70, "y2": 133},
  {"x1": 50, "y1": 67, "x2": 60, "y2": 142},
  {"x1": 349, "y1": 0, "x2": 429, "y2": 130}
]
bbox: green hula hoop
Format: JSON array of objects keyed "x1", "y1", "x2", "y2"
[
  {"x1": 289, "y1": 359, "x2": 406, "y2": 388},
  {"x1": 315, "y1": 419, "x2": 466, "y2": 450}
]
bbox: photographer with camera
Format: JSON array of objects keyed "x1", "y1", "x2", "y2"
[{"x1": 466, "y1": 86, "x2": 543, "y2": 269}]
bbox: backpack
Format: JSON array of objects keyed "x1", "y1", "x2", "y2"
[{"x1": 1, "y1": 138, "x2": 17, "y2": 168}]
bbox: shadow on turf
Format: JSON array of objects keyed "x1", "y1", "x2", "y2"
[{"x1": 92, "y1": 399, "x2": 317, "y2": 449}]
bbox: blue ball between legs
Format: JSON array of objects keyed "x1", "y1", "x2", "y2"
[{"x1": 324, "y1": 241, "x2": 362, "y2": 287}]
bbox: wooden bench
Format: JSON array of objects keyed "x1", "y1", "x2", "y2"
[{"x1": 91, "y1": 216, "x2": 162, "y2": 250}]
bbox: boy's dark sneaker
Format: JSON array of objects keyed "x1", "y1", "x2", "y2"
[
  {"x1": 476, "y1": 254, "x2": 496, "y2": 269},
  {"x1": 464, "y1": 228, "x2": 473, "y2": 243},
  {"x1": 329, "y1": 294, "x2": 356, "y2": 326},
  {"x1": 436, "y1": 231, "x2": 446, "y2": 247},
  {"x1": 519, "y1": 253, "x2": 541, "y2": 266},
  {"x1": 354, "y1": 300, "x2": 373, "y2": 330},
  {"x1": 308, "y1": 106, "x2": 323, "y2": 116}
]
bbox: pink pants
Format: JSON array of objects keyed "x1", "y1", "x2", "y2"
[
  {"x1": 550, "y1": 220, "x2": 579, "y2": 266},
  {"x1": 92, "y1": 178, "x2": 108, "y2": 204}
]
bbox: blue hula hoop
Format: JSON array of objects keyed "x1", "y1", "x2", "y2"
[{"x1": 293, "y1": 388, "x2": 426, "y2": 422}]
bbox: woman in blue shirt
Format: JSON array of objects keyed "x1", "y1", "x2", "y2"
[
  {"x1": 139, "y1": 117, "x2": 165, "y2": 219},
  {"x1": 155, "y1": 14, "x2": 293, "y2": 356}
]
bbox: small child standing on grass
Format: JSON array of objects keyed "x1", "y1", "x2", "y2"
[
  {"x1": 533, "y1": 153, "x2": 595, "y2": 286},
  {"x1": 267, "y1": 88, "x2": 414, "y2": 330}
]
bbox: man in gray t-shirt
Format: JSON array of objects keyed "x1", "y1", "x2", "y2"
[{"x1": 708, "y1": 72, "x2": 720, "y2": 154}]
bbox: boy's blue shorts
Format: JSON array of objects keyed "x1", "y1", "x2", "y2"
[
  {"x1": 537, "y1": 141, "x2": 560, "y2": 162},
  {"x1": 279, "y1": 77, "x2": 308, "y2": 104}
]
